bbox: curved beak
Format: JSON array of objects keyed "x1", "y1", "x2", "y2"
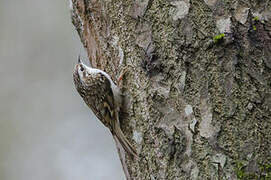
[{"x1": 78, "y1": 55, "x2": 81, "y2": 64}]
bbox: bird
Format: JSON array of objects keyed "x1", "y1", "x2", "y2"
[{"x1": 73, "y1": 55, "x2": 138, "y2": 158}]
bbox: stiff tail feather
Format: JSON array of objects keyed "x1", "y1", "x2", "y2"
[{"x1": 114, "y1": 124, "x2": 138, "y2": 158}]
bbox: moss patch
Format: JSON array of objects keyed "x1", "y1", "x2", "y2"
[
  {"x1": 213, "y1": 33, "x2": 225, "y2": 43},
  {"x1": 235, "y1": 161, "x2": 271, "y2": 180}
]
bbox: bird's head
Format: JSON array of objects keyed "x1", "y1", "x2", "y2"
[
  {"x1": 74, "y1": 55, "x2": 90, "y2": 79},
  {"x1": 73, "y1": 55, "x2": 91, "y2": 95}
]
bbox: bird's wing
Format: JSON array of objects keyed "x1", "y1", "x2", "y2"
[
  {"x1": 97, "y1": 72, "x2": 116, "y2": 129},
  {"x1": 97, "y1": 73, "x2": 138, "y2": 158}
]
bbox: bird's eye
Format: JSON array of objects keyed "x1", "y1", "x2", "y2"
[{"x1": 80, "y1": 66, "x2": 84, "y2": 71}]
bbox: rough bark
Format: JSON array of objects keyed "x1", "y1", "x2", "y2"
[{"x1": 70, "y1": 0, "x2": 271, "y2": 179}]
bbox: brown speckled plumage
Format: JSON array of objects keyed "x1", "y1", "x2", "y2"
[
  {"x1": 73, "y1": 59, "x2": 138, "y2": 158},
  {"x1": 74, "y1": 71, "x2": 114, "y2": 129}
]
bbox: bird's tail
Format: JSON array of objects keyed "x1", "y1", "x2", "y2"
[{"x1": 113, "y1": 122, "x2": 138, "y2": 158}]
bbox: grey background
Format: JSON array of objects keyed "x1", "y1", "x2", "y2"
[{"x1": 0, "y1": 0, "x2": 124, "y2": 179}]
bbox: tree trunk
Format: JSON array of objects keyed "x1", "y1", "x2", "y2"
[{"x1": 70, "y1": 0, "x2": 271, "y2": 179}]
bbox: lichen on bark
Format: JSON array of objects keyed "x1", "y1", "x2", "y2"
[{"x1": 70, "y1": 0, "x2": 271, "y2": 179}]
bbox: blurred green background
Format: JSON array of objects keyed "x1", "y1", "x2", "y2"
[{"x1": 0, "y1": 0, "x2": 124, "y2": 179}]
